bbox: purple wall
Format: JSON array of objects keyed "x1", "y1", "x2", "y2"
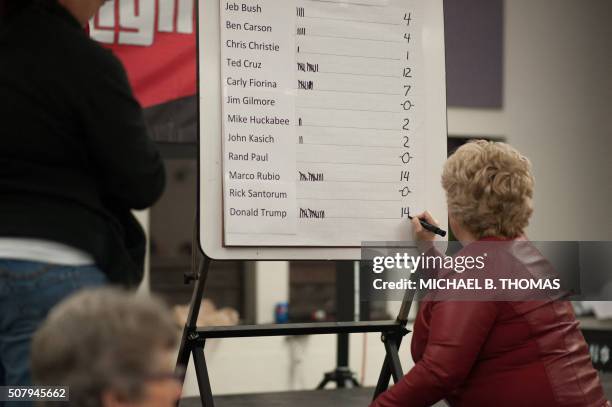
[{"x1": 444, "y1": 0, "x2": 504, "y2": 108}]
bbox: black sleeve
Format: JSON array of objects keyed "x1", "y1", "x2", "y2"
[{"x1": 80, "y1": 48, "x2": 165, "y2": 210}]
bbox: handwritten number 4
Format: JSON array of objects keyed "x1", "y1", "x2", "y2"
[{"x1": 404, "y1": 12, "x2": 412, "y2": 26}]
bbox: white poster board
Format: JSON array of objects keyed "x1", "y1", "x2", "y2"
[{"x1": 199, "y1": 0, "x2": 448, "y2": 260}]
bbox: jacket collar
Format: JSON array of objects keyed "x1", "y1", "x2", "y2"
[
  {"x1": 479, "y1": 235, "x2": 526, "y2": 242},
  {"x1": 50, "y1": 1, "x2": 83, "y2": 30}
]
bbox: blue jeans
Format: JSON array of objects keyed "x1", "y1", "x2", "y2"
[{"x1": 0, "y1": 260, "x2": 107, "y2": 406}]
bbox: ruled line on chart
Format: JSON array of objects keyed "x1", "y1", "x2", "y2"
[
  {"x1": 298, "y1": 51, "x2": 400, "y2": 61},
  {"x1": 297, "y1": 181, "x2": 401, "y2": 184},
  {"x1": 301, "y1": 142, "x2": 398, "y2": 148},
  {"x1": 318, "y1": 71, "x2": 401, "y2": 79},
  {"x1": 296, "y1": 89, "x2": 402, "y2": 96},
  {"x1": 303, "y1": 0, "x2": 387, "y2": 7},
  {"x1": 298, "y1": 197, "x2": 403, "y2": 202},
  {"x1": 302, "y1": 16, "x2": 402, "y2": 26},
  {"x1": 298, "y1": 131, "x2": 401, "y2": 138},
  {"x1": 227, "y1": 232, "x2": 297, "y2": 236},
  {"x1": 305, "y1": 180, "x2": 402, "y2": 184},
  {"x1": 326, "y1": 216, "x2": 401, "y2": 220},
  {"x1": 301, "y1": 124, "x2": 399, "y2": 131},
  {"x1": 297, "y1": 106, "x2": 400, "y2": 114},
  {"x1": 304, "y1": 34, "x2": 403, "y2": 44},
  {"x1": 297, "y1": 160, "x2": 402, "y2": 167}
]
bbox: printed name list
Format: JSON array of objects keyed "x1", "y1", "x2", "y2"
[
  {"x1": 220, "y1": 0, "x2": 427, "y2": 246},
  {"x1": 221, "y1": 0, "x2": 297, "y2": 236}
]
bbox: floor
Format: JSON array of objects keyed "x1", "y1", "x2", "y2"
[
  {"x1": 181, "y1": 387, "x2": 388, "y2": 407},
  {"x1": 180, "y1": 374, "x2": 612, "y2": 407}
]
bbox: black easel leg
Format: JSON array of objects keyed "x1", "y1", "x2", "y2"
[
  {"x1": 372, "y1": 255, "x2": 414, "y2": 401},
  {"x1": 176, "y1": 326, "x2": 195, "y2": 379},
  {"x1": 193, "y1": 343, "x2": 215, "y2": 407},
  {"x1": 374, "y1": 355, "x2": 392, "y2": 398},
  {"x1": 176, "y1": 255, "x2": 212, "y2": 407},
  {"x1": 176, "y1": 256, "x2": 212, "y2": 369},
  {"x1": 373, "y1": 334, "x2": 404, "y2": 400},
  {"x1": 383, "y1": 337, "x2": 404, "y2": 382}
]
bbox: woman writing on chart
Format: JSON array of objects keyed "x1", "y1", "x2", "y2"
[
  {"x1": 0, "y1": 0, "x2": 165, "y2": 392},
  {"x1": 371, "y1": 140, "x2": 608, "y2": 407}
]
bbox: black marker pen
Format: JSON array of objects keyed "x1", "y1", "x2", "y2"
[{"x1": 408, "y1": 215, "x2": 447, "y2": 237}]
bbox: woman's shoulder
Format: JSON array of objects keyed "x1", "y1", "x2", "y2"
[{"x1": 2, "y1": 5, "x2": 124, "y2": 80}]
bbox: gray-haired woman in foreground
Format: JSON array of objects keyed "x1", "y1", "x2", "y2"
[{"x1": 32, "y1": 289, "x2": 181, "y2": 407}]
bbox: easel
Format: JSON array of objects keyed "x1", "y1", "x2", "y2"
[
  {"x1": 186, "y1": 0, "x2": 448, "y2": 402},
  {"x1": 175, "y1": 253, "x2": 415, "y2": 406}
]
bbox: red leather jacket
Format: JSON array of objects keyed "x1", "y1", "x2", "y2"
[{"x1": 371, "y1": 240, "x2": 608, "y2": 407}]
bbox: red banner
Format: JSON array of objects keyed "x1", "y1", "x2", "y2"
[{"x1": 89, "y1": 0, "x2": 196, "y2": 109}]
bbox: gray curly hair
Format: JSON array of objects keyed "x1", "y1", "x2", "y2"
[
  {"x1": 31, "y1": 288, "x2": 179, "y2": 407},
  {"x1": 442, "y1": 140, "x2": 535, "y2": 239}
]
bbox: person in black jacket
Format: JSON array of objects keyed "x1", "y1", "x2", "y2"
[{"x1": 0, "y1": 0, "x2": 165, "y2": 394}]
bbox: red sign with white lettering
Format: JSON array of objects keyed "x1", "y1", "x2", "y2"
[{"x1": 89, "y1": 0, "x2": 196, "y2": 108}]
